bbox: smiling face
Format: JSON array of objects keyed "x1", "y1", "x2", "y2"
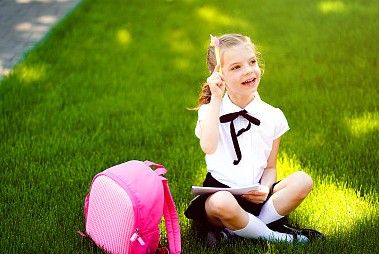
[{"x1": 221, "y1": 43, "x2": 261, "y2": 106}]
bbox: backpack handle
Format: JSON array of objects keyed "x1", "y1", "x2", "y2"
[{"x1": 144, "y1": 160, "x2": 167, "y2": 176}]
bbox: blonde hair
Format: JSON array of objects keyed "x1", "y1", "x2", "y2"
[{"x1": 195, "y1": 34, "x2": 264, "y2": 109}]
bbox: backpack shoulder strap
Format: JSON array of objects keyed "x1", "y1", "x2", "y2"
[
  {"x1": 144, "y1": 161, "x2": 181, "y2": 253},
  {"x1": 162, "y1": 178, "x2": 181, "y2": 254}
]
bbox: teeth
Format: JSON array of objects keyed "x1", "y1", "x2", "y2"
[{"x1": 243, "y1": 78, "x2": 254, "y2": 84}]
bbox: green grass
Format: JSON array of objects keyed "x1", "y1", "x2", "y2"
[{"x1": 1, "y1": 0, "x2": 378, "y2": 253}]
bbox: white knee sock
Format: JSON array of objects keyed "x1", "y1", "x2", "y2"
[
  {"x1": 257, "y1": 197, "x2": 283, "y2": 224},
  {"x1": 232, "y1": 213, "x2": 309, "y2": 243}
]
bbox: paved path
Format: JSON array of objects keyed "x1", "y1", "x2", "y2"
[{"x1": 0, "y1": 0, "x2": 81, "y2": 79}]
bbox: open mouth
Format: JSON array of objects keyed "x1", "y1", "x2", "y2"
[{"x1": 242, "y1": 78, "x2": 256, "y2": 86}]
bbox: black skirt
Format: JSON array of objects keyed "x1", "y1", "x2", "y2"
[{"x1": 184, "y1": 173, "x2": 267, "y2": 230}]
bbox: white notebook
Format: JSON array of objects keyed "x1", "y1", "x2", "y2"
[{"x1": 191, "y1": 184, "x2": 260, "y2": 196}]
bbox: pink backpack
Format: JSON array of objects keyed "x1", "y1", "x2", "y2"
[{"x1": 82, "y1": 160, "x2": 181, "y2": 254}]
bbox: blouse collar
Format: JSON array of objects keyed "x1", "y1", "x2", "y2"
[{"x1": 222, "y1": 92, "x2": 261, "y2": 114}]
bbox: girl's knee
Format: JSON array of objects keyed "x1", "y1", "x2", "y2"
[
  {"x1": 206, "y1": 191, "x2": 239, "y2": 218},
  {"x1": 293, "y1": 171, "x2": 313, "y2": 197},
  {"x1": 275, "y1": 171, "x2": 313, "y2": 198}
]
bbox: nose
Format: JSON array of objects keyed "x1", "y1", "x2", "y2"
[
  {"x1": 243, "y1": 65, "x2": 254, "y2": 75},
  {"x1": 244, "y1": 63, "x2": 260, "y2": 76}
]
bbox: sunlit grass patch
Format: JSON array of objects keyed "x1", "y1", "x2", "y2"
[
  {"x1": 166, "y1": 30, "x2": 195, "y2": 54},
  {"x1": 117, "y1": 29, "x2": 132, "y2": 45},
  {"x1": 298, "y1": 178, "x2": 376, "y2": 233},
  {"x1": 319, "y1": 1, "x2": 346, "y2": 13},
  {"x1": 276, "y1": 152, "x2": 302, "y2": 180},
  {"x1": 277, "y1": 153, "x2": 377, "y2": 236},
  {"x1": 15, "y1": 64, "x2": 47, "y2": 83},
  {"x1": 197, "y1": 5, "x2": 248, "y2": 28},
  {"x1": 345, "y1": 112, "x2": 379, "y2": 137}
]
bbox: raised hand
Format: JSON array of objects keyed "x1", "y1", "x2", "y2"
[{"x1": 206, "y1": 64, "x2": 225, "y2": 100}]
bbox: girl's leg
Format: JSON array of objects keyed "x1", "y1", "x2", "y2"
[
  {"x1": 205, "y1": 190, "x2": 248, "y2": 230},
  {"x1": 204, "y1": 190, "x2": 308, "y2": 242},
  {"x1": 257, "y1": 172, "x2": 325, "y2": 241},
  {"x1": 269, "y1": 171, "x2": 313, "y2": 217}
]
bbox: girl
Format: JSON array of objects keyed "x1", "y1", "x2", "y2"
[{"x1": 185, "y1": 34, "x2": 324, "y2": 246}]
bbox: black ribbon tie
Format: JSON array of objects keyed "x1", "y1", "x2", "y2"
[{"x1": 219, "y1": 109, "x2": 260, "y2": 165}]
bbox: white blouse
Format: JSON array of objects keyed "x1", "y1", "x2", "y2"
[{"x1": 195, "y1": 93, "x2": 289, "y2": 187}]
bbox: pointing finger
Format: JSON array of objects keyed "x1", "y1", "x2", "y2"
[{"x1": 213, "y1": 64, "x2": 221, "y2": 73}]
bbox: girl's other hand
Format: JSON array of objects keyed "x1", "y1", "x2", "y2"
[
  {"x1": 207, "y1": 64, "x2": 225, "y2": 99},
  {"x1": 242, "y1": 185, "x2": 270, "y2": 204}
]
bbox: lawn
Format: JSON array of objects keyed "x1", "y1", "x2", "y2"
[{"x1": 1, "y1": 0, "x2": 378, "y2": 253}]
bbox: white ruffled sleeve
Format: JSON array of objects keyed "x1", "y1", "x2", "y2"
[
  {"x1": 273, "y1": 108, "x2": 290, "y2": 139},
  {"x1": 194, "y1": 104, "x2": 209, "y2": 138}
]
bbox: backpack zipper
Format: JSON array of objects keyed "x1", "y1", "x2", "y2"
[{"x1": 130, "y1": 228, "x2": 145, "y2": 245}]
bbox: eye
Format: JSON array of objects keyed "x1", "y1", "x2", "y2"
[
  {"x1": 250, "y1": 59, "x2": 257, "y2": 65},
  {"x1": 231, "y1": 65, "x2": 240, "y2": 70}
]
